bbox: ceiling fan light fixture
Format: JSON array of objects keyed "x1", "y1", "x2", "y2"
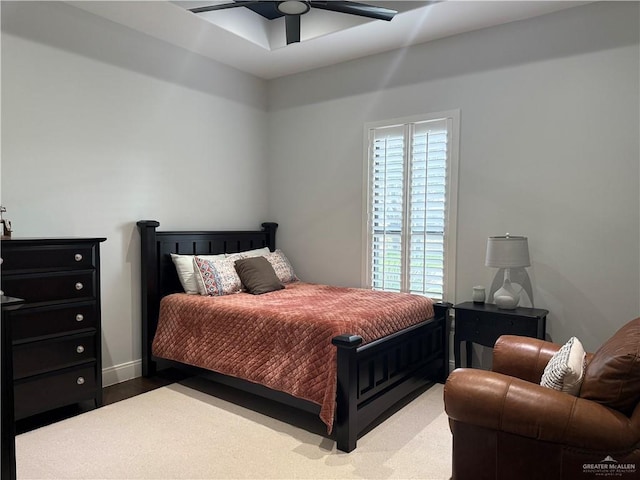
[{"x1": 277, "y1": 1, "x2": 310, "y2": 15}]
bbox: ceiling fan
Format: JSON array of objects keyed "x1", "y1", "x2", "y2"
[{"x1": 188, "y1": 1, "x2": 398, "y2": 45}]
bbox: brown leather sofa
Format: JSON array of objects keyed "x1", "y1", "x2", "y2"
[{"x1": 444, "y1": 317, "x2": 640, "y2": 480}]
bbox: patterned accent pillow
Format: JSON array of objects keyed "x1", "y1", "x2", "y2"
[
  {"x1": 264, "y1": 249, "x2": 297, "y2": 284},
  {"x1": 171, "y1": 253, "x2": 226, "y2": 294},
  {"x1": 193, "y1": 256, "x2": 242, "y2": 296},
  {"x1": 540, "y1": 336, "x2": 587, "y2": 396}
]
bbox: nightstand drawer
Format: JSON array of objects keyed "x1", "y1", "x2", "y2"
[
  {"x1": 10, "y1": 302, "x2": 98, "y2": 341},
  {"x1": 14, "y1": 364, "x2": 97, "y2": 420},
  {"x1": 457, "y1": 313, "x2": 538, "y2": 347},
  {"x1": 2, "y1": 244, "x2": 96, "y2": 272},
  {"x1": 2, "y1": 271, "x2": 96, "y2": 304},
  {"x1": 13, "y1": 333, "x2": 96, "y2": 380}
]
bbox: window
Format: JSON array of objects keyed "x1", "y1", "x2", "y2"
[{"x1": 362, "y1": 111, "x2": 459, "y2": 301}]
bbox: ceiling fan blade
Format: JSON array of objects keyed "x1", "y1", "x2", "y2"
[
  {"x1": 189, "y1": 1, "x2": 262, "y2": 14},
  {"x1": 285, "y1": 14, "x2": 301, "y2": 44},
  {"x1": 309, "y1": 1, "x2": 397, "y2": 21}
]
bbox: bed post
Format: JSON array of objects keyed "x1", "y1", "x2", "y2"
[
  {"x1": 332, "y1": 334, "x2": 363, "y2": 453},
  {"x1": 433, "y1": 302, "x2": 453, "y2": 382},
  {"x1": 136, "y1": 220, "x2": 160, "y2": 377},
  {"x1": 261, "y1": 222, "x2": 278, "y2": 251}
]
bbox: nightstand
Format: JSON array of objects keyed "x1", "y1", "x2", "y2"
[{"x1": 453, "y1": 301, "x2": 549, "y2": 368}]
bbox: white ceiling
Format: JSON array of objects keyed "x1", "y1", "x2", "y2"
[{"x1": 69, "y1": 1, "x2": 590, "y2": 80}]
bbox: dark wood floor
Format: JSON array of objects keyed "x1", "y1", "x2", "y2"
[{"x1": 15, "y1": 368, "x2": 189, "y2": 435}]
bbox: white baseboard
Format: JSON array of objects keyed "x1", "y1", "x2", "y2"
[{"x1": 102, "y1": 360, "x2": 142, "y2": 387}]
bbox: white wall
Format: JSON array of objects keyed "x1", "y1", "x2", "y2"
[
  {"x1": 1, "y1": 2, "x2": 269, "y2": 384},
  {"x1": 267, "y1": 2, "x2": 640, "y2": 355},
  {"x1": 2, "y1": 2, "x2": 638, "y2": 377}
]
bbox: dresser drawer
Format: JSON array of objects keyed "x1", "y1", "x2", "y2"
[
  {"x1": 14, "y1": 364, "x2": 97, "y2": 420},
  {"x1": 10, "y1": 302, "x2": 97, "y2": 341},
  {"x1": 2, "y1": 271, "x2": 96, "y2": 304},
  {"x1": 13, "y1": 332, "x2": 96, "y2": 380},
  {"x1": 2, "y1": 244, "x2": 96, "y2": 272}
]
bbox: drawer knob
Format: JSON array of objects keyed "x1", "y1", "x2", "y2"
[
  {"x1": 75, "y1": 282, "x2": 84, "y2": 290},
  {"x1": 76, "y1": 376, "x2": 85, "y2": 385},
  {"x1": 76, "y1": 314, "x2": 84, "y2": 322},
  {"x1": 76, "y1": 345, "x2": 85, "y2": 354},
  {"x1": 74, "y1": 253, "x2": 83, "y2": 262}
]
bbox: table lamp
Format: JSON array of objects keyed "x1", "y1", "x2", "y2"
[{"x1": 485, "y1": 234, "x2": 531, "y2": 309}]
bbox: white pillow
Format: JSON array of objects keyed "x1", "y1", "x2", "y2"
[
  {"x1": 193, "y1": 256, "x2": 242, "y2": 296},
  {"x1": 225, "y1": 247, "x2": 270, "y2": 260},
  {"x1": 170, "y1": 253, "x2": 225, "y2": 294},
  {"x1": 540, "y1": 336, "x2": 587, "y2": 396}
]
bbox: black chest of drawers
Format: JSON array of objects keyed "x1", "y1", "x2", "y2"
[{"x1": 1, "y1": 237, "x2": 106, "y2": 419}]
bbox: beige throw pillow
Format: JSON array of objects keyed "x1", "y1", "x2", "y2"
[{"x1": 540, "y1": 336, "x2": 586, "y2": 396}]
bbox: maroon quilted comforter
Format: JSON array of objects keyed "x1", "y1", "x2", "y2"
[{"x1": 152, "y1": 282, "x2": 434, "y2": 431}]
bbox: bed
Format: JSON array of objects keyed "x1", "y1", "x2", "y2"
[{"x1": 137, "y1": 220, "x2": 451, "y2": 452}]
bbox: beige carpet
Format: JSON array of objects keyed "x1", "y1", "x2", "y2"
[{"x1": 16, "y1": 378, "x2": 452, "y2": 479}]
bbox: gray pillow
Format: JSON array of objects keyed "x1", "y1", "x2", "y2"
[{"x1": 234, "y1": 256, "x2": 284, "y2": 295}]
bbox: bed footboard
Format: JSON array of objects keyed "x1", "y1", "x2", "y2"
[{"x1": 332, "y1": 302, "x2": 451, "y2": 452}]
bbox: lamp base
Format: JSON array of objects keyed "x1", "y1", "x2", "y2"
[
  {"x1": 493, "y1": 278, "x2": 520, "y2": 309},
  {"x1": 494, "y1": 294, "x2": 519, "y2": 309},
  {"x1": 489, "y1": 267, "x2": 533, "y2": 307}
]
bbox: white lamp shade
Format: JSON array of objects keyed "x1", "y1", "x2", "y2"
[{"x1": 485, "y1": 235, "x2": 530, "y2": 268}]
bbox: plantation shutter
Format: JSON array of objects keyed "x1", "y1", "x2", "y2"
[
  {"x1": 371, "y1": 125, "x2": 405, "y2": 292},
  {"x1": 368, "y1": 118, "x2": 449, "y2": 299}
]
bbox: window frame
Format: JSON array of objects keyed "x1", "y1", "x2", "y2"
[{"x1": 361, "y1": 110, "x2": 460, "y2": 302}]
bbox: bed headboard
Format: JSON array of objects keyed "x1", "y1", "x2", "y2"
[{"x1": 136, "y1": 220, "x2": 278, "y2": 376}]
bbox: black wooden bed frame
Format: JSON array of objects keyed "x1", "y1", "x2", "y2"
[{"x1": 137, "y1": 220, "x2": 451, "y2": 452}]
